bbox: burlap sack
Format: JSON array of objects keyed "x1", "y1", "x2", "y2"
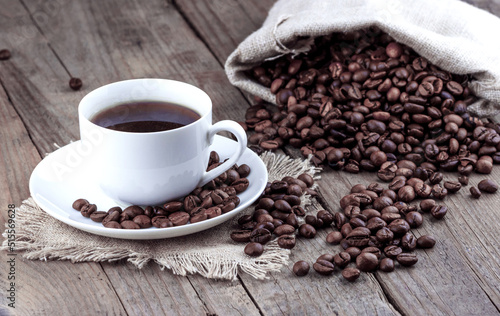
[{"x1": 225, "y1": 0, "x2": 500, "y2": 118}]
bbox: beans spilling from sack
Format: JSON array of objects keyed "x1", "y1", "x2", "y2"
[{"x1": 243, "y1": 29, "x2": 500, "y2": 183}]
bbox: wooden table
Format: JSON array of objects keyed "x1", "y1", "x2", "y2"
[{"x1": 1, "y1": 0, "x2": 499, "y2": 315}]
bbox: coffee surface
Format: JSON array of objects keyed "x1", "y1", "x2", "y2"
[{"x1": 91, "y1": 101, "x2": 200, "y2": 133}]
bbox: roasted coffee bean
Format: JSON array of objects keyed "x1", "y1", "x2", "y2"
[
  {"x1": 396, "y1": 253, "x2": 418, "y2": 266},
  {"x1": 334, "y1": 252, "x2": 351, "y2": 269},
  {"x1": 230, "y1": 230, "x2": 252, "y2": 242},
  {"x1": 72, "y1": 198, "x2": 89, "y2": 211},
  {"x1": 237, "y1": 164, "x2": 251, "y2": 177},
  {"x1": 384, "y1": 245, "x2": 403, "y2": 259},
  {"x1": 346, "y1": 227, "x2": 370, "y2": 247},
  {"x1": 401, "y1": 232, "x2": 417, "y2": 251},
  {"x1": 399, "y1": 206, "x2": 420, "y2": 225},
  {"x1": 152, "y1": 216, "x2": 174, "y2": 228},
  {"x1": 0, "y1": 49, "x2": 11, "y2": 60},
  {"x1": 293, "y1": 260, "x2": 310, "y2": 276},
  {"x1": 430, "y1": 205, "x2": 447, "y2": 220},
  {"x1": 420, "y1": 199, "x2": 436, "y2": 212},
  {"x1": 245, "y1": 242, "x2": 264, "y2": 257},
  {"x1": 81, "y1": 204, "x2": 97, "y2": 218},
  {"x1": 274, "y1": 224, "x2": 296, "y2": 236},
  {"x1": 297, "y1": 173, "x2": 314, "y2": 187},
  {"x1": 250, "y1": 228, "x2": 272, "y2": 244},
  {"x1": 69, "y1": 77, "x2": 83, "y2": 90},
  {"x1": 388, "y1": 219, "x2": 410, "y2": 235},
  {"x1": 163, "y1": 201, "x2": 183, "y2": 213},
  {"x1": 169, "y1": 211, "x2": 190, "y2": 226},
  {"x1": 326, "y1": 231, "x2": 343, "y2": 244},
  {"x1": 342, "y1": 267, "x2": 361, "y2": 282},
  {"x1": 470, "y1": 186, "x2": 482, "y2": 198},
  {"x1": 478, "y1": 179, "x2": 498, "y2": 193},
  {"x1": 298, "y1": 224, "x2": 317, "y2": 238},
  {"x1": 103, "y1": 221, "x2": 122, "y2": 229},
  {"x1": 317, "y1": 253, "x2": 334, "y2": 263},
  {"x1": 133, "y1": 215, "x2": 152, "y2": 228},
  {"x1": 375, "y1": 227, "x2": 394, "y2": 243},
  {"x1": 356, "y1": 252, "x2": 378, "y2": 272},
  {"x1": 123, "y1": 205, "x2": 144, "y2": 219},
  {"x1": 417, "y1": 235, "x2": 436, "y2": 248},
  {"x1": 121, "y1": 220, "x2": 140, "y2": 229},
  {"x1": 379, "y1": 258, "x2": 395, "y2": 272},
  {"x1": 443, "y1": 181, "x2": 461, "y2": 193},
  {"x1": 90, "y1": 211, "x2": 107, "y2": 222},
  {"x1": 277, "y1": 235, "x2": 296, "y2": 249},
  {"x1": 458, "y1": 175, "x2": 469, "y2": 185},
  {"x1": 313, "y1": 259, "x2": 335, "y2": 275}
]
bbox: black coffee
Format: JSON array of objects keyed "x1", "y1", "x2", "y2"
[{"x1": 91, "y1": 101, "x2": 201, "y2": 133}]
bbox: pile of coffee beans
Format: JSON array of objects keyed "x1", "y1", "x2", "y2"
[
  {"x1": 242, "y1": 29, "x2": 500, "y2": 181},
  {"x1": 71, "y1": 151, "x2": 252, "y2": 229},
  {"x1": 230, "y1": 173, "x2": 317, "y2": 257},
  {"x1": 292, "y1": 174, "x2": 497, "y2": 280}
]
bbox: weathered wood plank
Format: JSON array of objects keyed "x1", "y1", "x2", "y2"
[
  {"x1": 0, "y1": 77, "x2": 127, "y2": 314},
  {"x1": 174, "y1": 0, "x2": 275, "y2": 63},
  {"x1": 17, "y1": 0, "x2": 262, "y2": 314}
]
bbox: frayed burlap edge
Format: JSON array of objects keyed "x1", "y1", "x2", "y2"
[{"x1": 1, "y1": 151, "x2": 321, "y2": 280}]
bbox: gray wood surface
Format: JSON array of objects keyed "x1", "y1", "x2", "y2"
[{"x1": 0, "y1": 0, "x2": 499, "y2": 315}]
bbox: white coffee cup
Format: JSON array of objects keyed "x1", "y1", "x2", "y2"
[{"x1": 78, "y1": 78, "x2": 247, "y2": 205}]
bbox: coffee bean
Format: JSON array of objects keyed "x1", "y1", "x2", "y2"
[
  {"x1": 396, "y1": 253, "x2": 418, "y2": 267},
  {"x1": 356, "y1": 252, "x2": 379, "y2": 272},
  {"x1": 313, "y1": 259, "x2": 335, "y2": 275},
  {"x1": 419, "y1": 199, "x2": 436, "y2": 212},
  {"x1": 443, "y1": 181, "x2": 461, "y2": 193},
  {"x1": 72, "y1": 198, "x2": 89, "y2": 211},
  {"x1": 121, "y1": 220, "x2": 140, "y2": 229},
  {"x1": 430, "y1": 205, "x2": 447, "y2": 220},
  {"x1": 298, "y1": 224, "x2": 317, "y2": 238},
  {"x1": 342, "y1": 267, "x2": 361, "y2": 282},
  {"x1": 470, "y1": 186, "x2": 482, "y2": 198},
  {"x1": 405, "y1": 211, "x2": 423, "y2": 228},
  {"x1": 384, "y1": 245, "x2": 403, "y2": 259},
  {"x1": 250, "y1": 228, "x2": 272, "y2": 244},
  {"x1": 293, "y1": 261, "x2": 310, "y2": 276},
  {"x1": 168, "y1": 211, "x2": 190, "y2": 226},
  {"x1": 326, "y1": 231, "x2": 343, "y2": 244},
  {"x1": 277, "y1": 235, "x2": 296, "y2": 249},
  {"x1": 230, "y1": 230, "x2": 252, "y2": 242},
  {"x1": 90, "y1": 211, "x2": 107, "y2": 222},
  {"x1": 69, "y1": 77, "x2": 83, "y2": 90},
  {"x1": 244, "y1": 242, "x2": 264, "y2": 257},
  {"x1": 274, "y1": 224, "x2": 296, "y2": 236},
  {"x1": 0, "y1": 49, "x2": 11, "y2": 60},
  {"x1": 379, "y1": 258, "x2": 395, "y2": 272},
  {"x1": 401, "y1": 232, "x2": 417, "y2": 251},
  {"x1": 152, "y1": 216, "x2": 173, "y2": 228},
  {"x1": 80, "y1": 204, "x2": 97, "y2": 218},
  {"x1": 103, "y1": 221, "x2": 122, "y2": 229},
  {"x1": 237, "y1": 164, "x2": 251, "y2": 177},
  {"x1": 333, "y1": 252, "x2": 351, "y2": 269},
  {"x1": 417, "y1": 235, "x2": 436, "y2": 248},
  {"x1": 478, "y1": 179, "x2": 498, "y2": 193}
]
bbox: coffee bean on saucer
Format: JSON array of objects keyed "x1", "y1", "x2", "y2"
[
  {"x1": 168, "y1": 211, "x2": 190, "y2": 226},
  {"x1": 121, "y1": 220, "x2": 140, "y2": 229},
  {"x1": 69, "y1": 77, "x2": 83, "y2": 90},
  {"x1": 90, "y1": 211, "x2": 108, "y2": 222},
  {"x1": 133, "y1": 215, "x2": 152, "y2": 228},
  {"x1": 103, "y1": 221, "x2": 122, "y2": 229},
  {"x1": 237, "y1": 164, "x2": 251, "y2": 177},
  {"x1": 244, "y1": 242, "x2": 264, "y2": 257},
  {"x1": 293, "y1": 260, "x2": 310, "y2": 276},
  {"x1": 152, "y1": 216, "x2": 173, "y2": 228},
  {"x1": 80, "y1": 204, "x2": 97, "y2": 218},
  {"x1": 72, "y1": 198, "x2": 89, "y2": 211}
]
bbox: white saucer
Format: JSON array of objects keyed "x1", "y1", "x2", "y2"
[{"x1": 29, "y1": 135, "x2": 268, "y2": 240}]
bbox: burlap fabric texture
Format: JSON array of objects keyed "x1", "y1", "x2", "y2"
[
  {"x1": 225, "y1": 0, "x2": 500, "y2": 118},
  {"x1": 1, "y1": 152, "x2": 321, "y2": 280}
]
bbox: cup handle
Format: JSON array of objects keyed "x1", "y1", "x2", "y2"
[{"x1": 198, "y1": 120, "x2": 248, "y2": 187}]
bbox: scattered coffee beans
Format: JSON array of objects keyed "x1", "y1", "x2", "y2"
[
  {"x1": 293, "y1": 260, "x2": 310, "y2": 276},
  {"x1": 72, "y1": 151, "x2": 251, "y2": 229},
  {"x1": 477, "y1": 179, "x2": 498, "y2": 193}
]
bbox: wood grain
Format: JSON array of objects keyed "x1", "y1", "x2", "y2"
[{"x1": 0, "y1": 69, "x2": 127, "y2": 314}]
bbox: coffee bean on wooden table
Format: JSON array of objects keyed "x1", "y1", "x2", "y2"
[
  {"x1": 313, "y1": 259, "x2": 335, "y2": 275},
  {"x1": 293, "y1": 261, "x2": 310, "y2": 276},
  {"x1": 470, "y1": 186, "x2": 482, "y2": 198},
  {"x1": 69, "y1": 77, "x2": 83, "y2": 90},
  {"x1": 0, "y1": 49, "x2": 11, "y2": 60},
  {"x1": 342, "y1": 267, "x2": 361, "y2": 282},
  {"x1": 478, "y1": 179, "x2": 498, "y2": 193},
  {"x1": 417, "y1": 235, "x2": 436, "y2": 248}
]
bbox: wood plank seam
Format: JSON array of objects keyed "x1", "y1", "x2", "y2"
[{"x1": 236, "y1": 275, "x2": 265, "y2": 316}]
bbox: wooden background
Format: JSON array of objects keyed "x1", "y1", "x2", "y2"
[{"x1": 0, "y1": 0, "x2": 499, "y2": 315}]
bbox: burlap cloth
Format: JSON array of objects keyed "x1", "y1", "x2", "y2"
[
  {"x1": 1, "y1": 152, "x2": 321, "y2": 280},
  {"x1": 225, "y1": 0, "x2": 500, "y2": 117}
]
